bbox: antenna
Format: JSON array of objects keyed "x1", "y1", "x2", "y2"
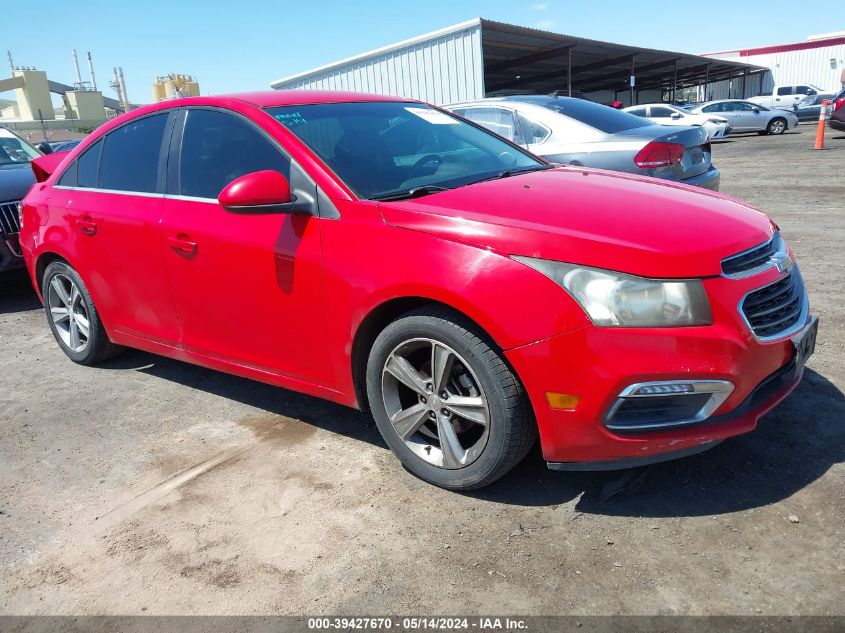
[
  {"x1": 7, "y1": 50, "x2": 13, "y2": 77},
  {"x1": 87, "y1": 52, "x2": 97, "y2": 91}
]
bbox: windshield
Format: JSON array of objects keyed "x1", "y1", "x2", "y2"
[
  {"x1": 267, "y1": 102, "x2": 543, "y2": 199},
  {"x1": 503, "y1": 96, "x2": 653, "y2": 134},
  {"x1": 0, "y1": 131, "x2": 40, "y2": 168}
]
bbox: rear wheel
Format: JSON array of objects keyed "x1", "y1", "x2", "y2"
[
  {"x1": 366, "y1": 307, "x2": 535, "y2": 490},
  {"x1": 42, "y1": 261, "x2": 123, "y2": 364},
  {"x1": 767, "y1": 117, "x2": 787, "y2": 135}
]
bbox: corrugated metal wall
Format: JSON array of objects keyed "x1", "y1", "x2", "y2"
[
  {"x1": 274, "y1": 24, "x2": 485, "y2": 105},
  {"x1": 701, "y1": 41, "x2": 845, "y2": 99},
  {"x1": 695, "y1": 73, "x2": 765, "y2": 101}
]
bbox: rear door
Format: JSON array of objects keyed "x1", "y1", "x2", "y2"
[
  {"x1": 159, "y1": 106, "x2": 332, "y2": 386},
  {"x1": 772, "y1": 86, "x2": 794, "y2": 109},
  {"x1": 52, "y1": 111, "x2": 181, "y2": 345}
]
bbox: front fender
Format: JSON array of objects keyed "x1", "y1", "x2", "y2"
[{"x1": 320, "y1": 202, "x2": 589, "y2": 402}]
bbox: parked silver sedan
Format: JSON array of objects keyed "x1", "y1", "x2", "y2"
[
  {"x1": 446, "y1": 95, "x2": 720, "y2": 190},
  {"x1": 687, "y1": 100, "x2": 799, "y2": 135}
]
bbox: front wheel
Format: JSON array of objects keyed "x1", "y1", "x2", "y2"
[
  {"x1": 42, "y1": 261, "x2": 123, "y2": 365},
  {"x1": 366, "y1": 307, "x2": 536, "y2": 490},
  {"x1": 767, "y1": 118, "x2": 787, "y2": 135}
]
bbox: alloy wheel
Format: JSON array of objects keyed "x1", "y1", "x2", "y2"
[
  {"x1": 47, "y1": 274, "x2": 91, "y2": 353},
  {"x1": 381, "y1": 338, "x2": 490, "y2": 469},
  {"x1": 771, "y1": 120, "x2": 785, "y2": 134}
]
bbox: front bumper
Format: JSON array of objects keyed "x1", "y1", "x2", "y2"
[
  {"x1": 505, "y1": 267, "x2": 812, "y2": 469},
  {"x1": 0, "y1": 234, "x2": 24, "y2": 272}
]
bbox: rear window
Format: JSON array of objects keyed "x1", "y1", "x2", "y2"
[{"x1": 519, "y1": 97, "x2": 652, "y2": 134}]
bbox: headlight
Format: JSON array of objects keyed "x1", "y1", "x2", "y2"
[{"x1": 512, "y1": 257, "x2": 712, "y2": 327}]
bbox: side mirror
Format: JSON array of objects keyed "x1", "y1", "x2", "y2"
[
  {"x1": 752, "y1": 106, "x2": 761, "y2": 112},
  {"x1": 670, "y1": 112, "x2": 683, "y2": 119},
  {"x1": 36, "y1": 140, "x2": 53, "y2": 155},
  {"x1": 218, "y1": 170, "x2": 304, "y2": 214}
]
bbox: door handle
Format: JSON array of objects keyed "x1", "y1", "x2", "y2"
[
  {"x1": 168, "y1": 234, "x2": 198, "y2": 256},
  {"x1": 76, "y1": 216, "x2": 97, "y2": 236}
]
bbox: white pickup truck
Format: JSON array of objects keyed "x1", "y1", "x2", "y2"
[{"x1": 748, "y1": 84, "x2": 825, "y2": 110}]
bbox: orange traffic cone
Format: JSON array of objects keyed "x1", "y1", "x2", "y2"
[{"x1": 815, "y1": 100, "x2": 830, "y2": 150}]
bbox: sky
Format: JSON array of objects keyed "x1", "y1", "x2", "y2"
[{"x1": 3, "y1": 0, "x2": 837, "y2": 105}]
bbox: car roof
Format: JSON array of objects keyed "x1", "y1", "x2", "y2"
[
  {"x1": 92, "y1": 90, "x2": 422, "y2": 136},
  {"x1": 697, "y1": 99, "x2": 750, "y2": 105},
  {"x1": 189, "y1": 90, "x2": 414, "y2": 108},
  {"x1": 626, "y1": 103, "x2": 684, "y2": 109},
  {"x1": 447, "y1": 95, "x2": 582, "y2": 108}
]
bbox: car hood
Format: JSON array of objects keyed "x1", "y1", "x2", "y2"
[
  {"x1": 378, "y1": 167, "x2": 774, "y2": 278},
  {"x1": 0, "y1": 164, "x2": 36, "y2": 202}
]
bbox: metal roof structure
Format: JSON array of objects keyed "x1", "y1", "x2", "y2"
[
  {"x1": 478, "y1": 19, "x2": 766, "y2": 95},
  {"x1": 270, "y1": 18, "x2": 765, "y2": 104}
]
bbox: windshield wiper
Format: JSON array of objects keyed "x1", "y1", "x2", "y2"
[
  {"x1": 370, "y1": 185, "x2": 450, "y2": 201},
  {"x1": 468, "y1": 163, "x2": 556, "y2": 186}
]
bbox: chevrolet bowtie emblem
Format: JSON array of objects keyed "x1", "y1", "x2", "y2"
[{"x1": 771, "y1": 253, "x2": 793, "y2": 274}]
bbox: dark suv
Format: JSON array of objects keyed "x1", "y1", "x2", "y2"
[
  {"x1": 829, "y1": 87, "x2": 845, "y2": 132},
  {"x1": 0, "y1": 128, "x2": 39, "y2": 271}
]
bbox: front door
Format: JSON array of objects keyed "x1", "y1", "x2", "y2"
[
  {"x1": 160, "y1": 107, "x2": 332, "y2": 387},
  {"x1": 724, "y1": 102, "x2": 762, "y2": 131}
]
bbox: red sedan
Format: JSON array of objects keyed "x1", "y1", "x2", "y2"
[{"x1": 20, "y1": 91, "x2": 816, "y2": 490}]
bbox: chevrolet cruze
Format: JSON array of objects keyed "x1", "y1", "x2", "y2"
[{"x1": 20, "y1": 91, "x2": 817, "y2": 490}]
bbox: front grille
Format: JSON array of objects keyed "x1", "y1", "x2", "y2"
[
  {"x1": 0, "y1": 200, "x2": 22, "y2": 235},
  {"x1": 721, "y1": 232, "x2": 782, "y2": 276},
  {"x1": 741, "y1": 270, "x2": 806, "y2": 339}
]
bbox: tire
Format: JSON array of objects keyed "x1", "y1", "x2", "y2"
[
  {"x1": 766, "y1": 117, "x2": 787, "y2": 135},
  {"x1": 42, "y1": 261, "x2": 123, "y2": 365},
  {"x1": 366, "y1": 306, "x2": 536, "y2": 490}
]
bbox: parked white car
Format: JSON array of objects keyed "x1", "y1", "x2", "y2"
[{"x1": 623, "y1": 103, "x2": 731, "y2": 140}]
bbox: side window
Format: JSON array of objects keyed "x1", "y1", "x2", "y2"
[
  {"x1": 702, "y1": 104, "x2": 722, "y2": 113},
  {"x1": 57, "y1": 160, "x2": 78, "y2": 187},
  {"x1": 77, "y1": 140, "x2": 103, "y2": 188},
  {"x1": 99, "y1": 114, "x2": 168, "y2": 193},
  {"x1": 796, "y1": 86, "x2": 815, "y2": 95},
  {"x1": 515, "y1": 113, "x2": 550, "y2": 144},
  {"x1": 57, "y1": 139, "x2": 103, "y2": 188},
  {"x1": 650, "y1": 106, "x2": 676, "y2": 118},
  {"x1": 777, "y1": 87, "x2": 793, "y2": 96},
  {"x1": 626, "y1": 107, "x2": 647, "y2": 117},
  {"x1": 179, "y1": 109, "x2": 291, "y2": 199},
  {"x1": 463, "y1": 107, "x2": 524, "y2": 144}
]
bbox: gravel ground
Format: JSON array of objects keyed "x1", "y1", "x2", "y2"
[{"x1": 0, "y1": 127, "x2": 843, "y2": 616}]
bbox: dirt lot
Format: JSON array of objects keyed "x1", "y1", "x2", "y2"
[{"x1": 1, "y1": 127, "x2": 843, "y2": 616}]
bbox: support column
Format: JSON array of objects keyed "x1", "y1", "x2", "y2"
[{"x1": 672, "y1": 59, "x2": 678, "y2": 103}]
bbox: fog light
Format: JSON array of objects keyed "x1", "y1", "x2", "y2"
[
  {"x1": 546, "y1": 392, "x2": 580, "y2": 410},
  {"x1": 633, "y1": 383, "x2": 694, "y2": 396}
]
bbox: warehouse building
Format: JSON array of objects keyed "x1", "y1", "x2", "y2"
[
  {"x1": 270, "y1": 18, "x2": 762, "y2": 107},
  {"x1": 699, "y1": 32, "x2": 845, "y2": 100}
]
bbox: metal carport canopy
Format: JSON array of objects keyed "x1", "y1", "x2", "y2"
[{"x1": 480, "y1": 19, "x2": 764, "y2": 97}]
